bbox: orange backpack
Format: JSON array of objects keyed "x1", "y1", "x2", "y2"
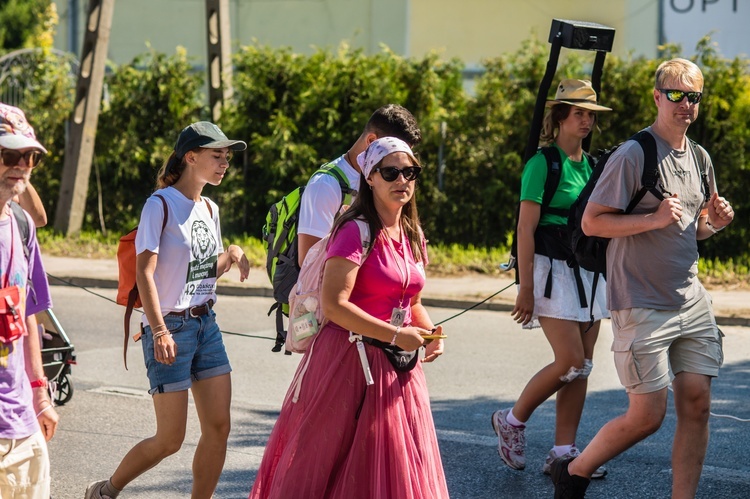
[{"x1": 117, "y1": 194, "x2": 167, "y2": 368}]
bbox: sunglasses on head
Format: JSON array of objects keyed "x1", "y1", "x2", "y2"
[
  {"x1": 658, "y1": 89, "x2": 703, "y2": 104},
  {"x1": 374, "y1": 166, "x2": 422, "y2": 182},
  {"x1": 0, "y1": 149, "x2": 43, "y2": 168}
]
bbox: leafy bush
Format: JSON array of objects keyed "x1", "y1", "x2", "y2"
[{"x1": 14, "y1": 37, "x2": 750, "y2": 269}]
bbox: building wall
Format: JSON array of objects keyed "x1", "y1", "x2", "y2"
[
  {"x1": 52, "y1": 0, "x2": 661, "y2": 67},
  {"x1": 52, "y1": 0, "x2": 409, "y2": 64},
  {"x1": 409, "y1": 0, "x2": 659, "y2": 66}
]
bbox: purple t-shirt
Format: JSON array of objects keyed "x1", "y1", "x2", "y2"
[
  {"x1": 0, "y1": 209, "x2": 41, "y2": 439},
  {"x1": 325, "y1": 220, "x2": 427, "y2": 327},
  {"x1": 25, "y1": 221, "x2": 52, "y2": 316}
]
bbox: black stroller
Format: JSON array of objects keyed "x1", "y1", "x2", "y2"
[{"x1": 38, "y1": 309, "x2": 76, "y2": 406}]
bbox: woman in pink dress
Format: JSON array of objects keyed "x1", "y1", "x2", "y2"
[{"x1": 250, "y1": 137, "x2": 448, "y2": 499}]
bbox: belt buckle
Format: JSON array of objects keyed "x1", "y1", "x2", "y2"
[{"x1": 189, "y1": 306, "x2": 202, "y2": 318}]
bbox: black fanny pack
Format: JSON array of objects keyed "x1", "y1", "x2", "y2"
[{"x1": 362, "y1": 336, "x2": 419, "y2": 372}]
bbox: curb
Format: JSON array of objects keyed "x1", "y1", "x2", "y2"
[{"x1": 47, "y1": 275, "x2": 749, "y2": 328}]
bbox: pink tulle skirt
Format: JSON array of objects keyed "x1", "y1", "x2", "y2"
[{"x1": 249, "y1": 324, "x2": 449, "y2": 499}]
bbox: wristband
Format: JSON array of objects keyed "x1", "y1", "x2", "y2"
[
  {"x1": 706, "y1": 221, "x2": 725, "y2": 234},
  {"x1": 30, "y1": 376, "x2": 48, "y2": 389},
  {"x1": 389, "y1": 327, "x2": 400, "y2": 346}
]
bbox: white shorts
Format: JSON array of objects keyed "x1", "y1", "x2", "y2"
[
  {"x1": 522, "y1": 254, "x2": 610, "y2": 330},
  {"x1": 0, "y1": 430, "x2": 50, "y2": 498}
]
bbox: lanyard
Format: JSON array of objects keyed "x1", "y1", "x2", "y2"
[{"x1": 382, "y1": 224, "x2": 410, "y2": 308}]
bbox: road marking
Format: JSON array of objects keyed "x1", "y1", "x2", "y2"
[
  {"x1": 89, "y1": 386, "x2": 151, "y2": 400},
  {"x1": 661, "y1": 465, "x2": 750, "y2": 483},
  {"x1": 436, "y1": 429, "x2": 497, "y2": 447}
]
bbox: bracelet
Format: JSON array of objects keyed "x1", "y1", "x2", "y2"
[
  {"x1": 36, "y1": 404, "x2": 53, "y2": 418},
  {"x1": 389, "y1": 327, "x2": 400, "y2": 346},
  {"x1": 151, "y1": 324, "x2": 169, "y2": 334},
  {"x1": 30, "y1": 376, "x2": 48, "y2": 389},
  {"x1": 705, "y1": 221, "x2": 725, "y2": 234},
  {"x1": 152, "y1": 330, "x2": 172, "y2": 341}
]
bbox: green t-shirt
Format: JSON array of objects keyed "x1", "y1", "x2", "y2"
[{"x1": 520, "y1": 144, "x2": 592, "y2": 226}]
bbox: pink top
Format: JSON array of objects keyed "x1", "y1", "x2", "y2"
[{"x1": 325, "y1": 220, "x2": 427, "y2": 327}]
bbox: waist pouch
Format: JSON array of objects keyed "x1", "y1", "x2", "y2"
[
  {"x1": 534, "y1": 225, "x2": 573, "y2": 261},
  {"x1": 362, "y1": 336, "x2": 419, "y2": 372},
  {"x1": 0, "y1": 286, "x2": 25, "y2": 344}
]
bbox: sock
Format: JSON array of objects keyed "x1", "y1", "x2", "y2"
[
  {"x1": 552, "y1": 444, "x2": 574, "y2": 457},
  {"x1": 102, "y1": 479, "x2": 122, "y2": 498},
  {"x1": 507, "y1": 408, "x2": 526, "y2": 427}
]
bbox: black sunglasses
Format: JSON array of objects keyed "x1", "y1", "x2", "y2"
[
  {"x1": 374, "y1": 166, "x2": 422, "y2": 182},
  {"x1": 0, "y1": 149, "x2": 43, "y2": 168},
  {"x1": 658, "y1": 89, "x2": 703, "y2": 104}
]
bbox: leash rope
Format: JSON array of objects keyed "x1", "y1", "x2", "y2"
[
  {"x1": 434, "y1": 282, "x2": 515, "y2": 326},
  {"x1": 47, "y1": 272, "x2": 515, "y2": 340}
]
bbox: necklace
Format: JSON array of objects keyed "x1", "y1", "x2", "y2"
[{"x1": 346, "y1": 150, "x2": 356, "y2": 169}]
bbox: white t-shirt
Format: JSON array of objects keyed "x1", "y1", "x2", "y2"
[
  {"x1": 297, "y1": 155, "x2": 361, "y2": 238},
  {"x1": 135, "y1": 186, "x2": 224, "y2": 324}
]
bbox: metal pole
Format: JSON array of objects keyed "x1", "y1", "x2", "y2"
[
  {"x1": 54, "y1": 0, "x2": 115, "y2": 235},
  {"x1": 205, "y1": 0, "x2": 233, "y2": 122},
  {"x1": 523, "y1": 36, "x2": 562, "y2": 164},
  {"x1": 583, "y1": 50, "x2": 608, "y2": 152}
]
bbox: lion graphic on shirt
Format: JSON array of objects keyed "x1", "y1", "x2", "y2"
[{"x1": 191, "y1": 220, "x2": 217, "y2": 263}]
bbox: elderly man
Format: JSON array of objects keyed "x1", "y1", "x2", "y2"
[{"x1": 0, "y1": 103, "x2": 58, "y2": 498}]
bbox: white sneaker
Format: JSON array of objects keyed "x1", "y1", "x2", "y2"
[
  {"x1": 491, "y1": 408, "x2": 526, "y2": 470},
  {"x1": 84, "y1": 480, "x2": 113, "y2": 499},
  {"x1": 542, "y1": 446, "x2": 608, "y2": 479}
]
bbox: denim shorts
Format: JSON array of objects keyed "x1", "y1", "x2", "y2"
[{"x1": 141, "y1": 309, "x2": 232, "y2": 395}]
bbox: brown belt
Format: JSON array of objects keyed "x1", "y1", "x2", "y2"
[{"x1": 166, "y1": 300, "x2": 214, "y2": 319}]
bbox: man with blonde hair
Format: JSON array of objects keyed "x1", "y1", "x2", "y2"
[{"x1": 551, "y1": 58, "x2": 735, "y2": 498}]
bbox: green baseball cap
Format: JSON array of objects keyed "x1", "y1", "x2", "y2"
[{"x1": 174, "y1": 121, "x2": 246, "y2": 158}]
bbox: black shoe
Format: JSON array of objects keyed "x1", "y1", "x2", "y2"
[{"x1": 550, "y1": 456, "x2": 590, "y2": 499}]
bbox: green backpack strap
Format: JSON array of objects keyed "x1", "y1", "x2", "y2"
[{"x1": 313, "y1": 163, "x2": 356, "y2": 206}]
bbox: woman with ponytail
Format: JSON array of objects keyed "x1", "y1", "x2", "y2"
[{"x1": 86, "y1": 122, "x2": 249, "y2": 499}]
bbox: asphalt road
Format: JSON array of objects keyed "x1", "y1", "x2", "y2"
[{"x1": 45, "y1": 284, "x2": 750, "y2": 498}]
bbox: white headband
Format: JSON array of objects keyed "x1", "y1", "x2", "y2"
[{"x1": 356, "y1": 137, "x2": 414, "y2": 178}]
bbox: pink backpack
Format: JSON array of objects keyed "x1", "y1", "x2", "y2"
[{"x1": 286, "y1": 219, "x2": 371, "y2": 353}]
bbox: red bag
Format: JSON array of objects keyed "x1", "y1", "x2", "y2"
[
  {"x1": 116, "y1": 194, "x2": 167, "y2": 369},
  {"x1": 0, "y1": 285, "x2": 26, "y2": 344}
]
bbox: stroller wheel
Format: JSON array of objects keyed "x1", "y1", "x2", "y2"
[{"x1": 54, "y1": 374, "x2": 74, "y2": 406}]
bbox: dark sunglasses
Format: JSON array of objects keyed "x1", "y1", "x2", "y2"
[
  {"x1": 658, "y1": 89, "x2": 703, "y2": 104},
  {"x1": 0, "y1": 149, "x2": 43, "y2": 168},
  {"x1": 374, "y1": 166, "x2": 422, "y2": 182}
]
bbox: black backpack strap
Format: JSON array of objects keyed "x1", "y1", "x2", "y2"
[
  {"x1": 625, "y1": 130, "x2": 662, "y2": 214},
  {"x1": 687, "y1": 139, "x2": 711, "y2": 204},
  {"x1": 9, "y1": 202, "x2": 30, "y2": 261},
  {"x1": 539, "y1": 146, "x2": 567, "y2": 218},
  {"x1": 123, "y1": 194, "x2": 168, "y2": 370}
]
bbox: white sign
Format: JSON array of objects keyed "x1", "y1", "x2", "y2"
[{"x1": 663, "y1": 0, "x2": 748, "y2": 58}]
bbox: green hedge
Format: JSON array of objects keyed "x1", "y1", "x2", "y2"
[{"x1": 16, "y1": 38, "x2": 750, "y2": 261}]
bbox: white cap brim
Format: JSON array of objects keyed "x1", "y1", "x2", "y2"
[{"x1": 0, "y1": 135, "x2": 47, "y2": 154}]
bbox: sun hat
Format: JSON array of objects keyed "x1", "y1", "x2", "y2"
[
  {"x1": 0, "y1": 103, "x2": 48, "y2": 153},
  {"x1": 356, "y1": 137, "x2": 415, "y2": 178},
  {"x1": 546, "y1": 79, "x2": 612, "y2": 112},
  {"x1": 174, "y1": 121, "x2": 247, "y2": 159}
]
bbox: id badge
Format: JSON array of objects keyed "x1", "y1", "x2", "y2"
[
  {"x1": 292, "y1": 312, "x2": 319, "y2": 340},
  {"x1": 390, "y1": 307, "x2": 406, "y2": 327}
]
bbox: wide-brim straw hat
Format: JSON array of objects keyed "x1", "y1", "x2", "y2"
[{"x1": 546, "y1": 79, "x2": 612, "y2": 112}]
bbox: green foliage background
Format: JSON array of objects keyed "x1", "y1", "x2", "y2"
[{"x1": 4, "y1": 36, "x2": 749, "y2": 262}]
